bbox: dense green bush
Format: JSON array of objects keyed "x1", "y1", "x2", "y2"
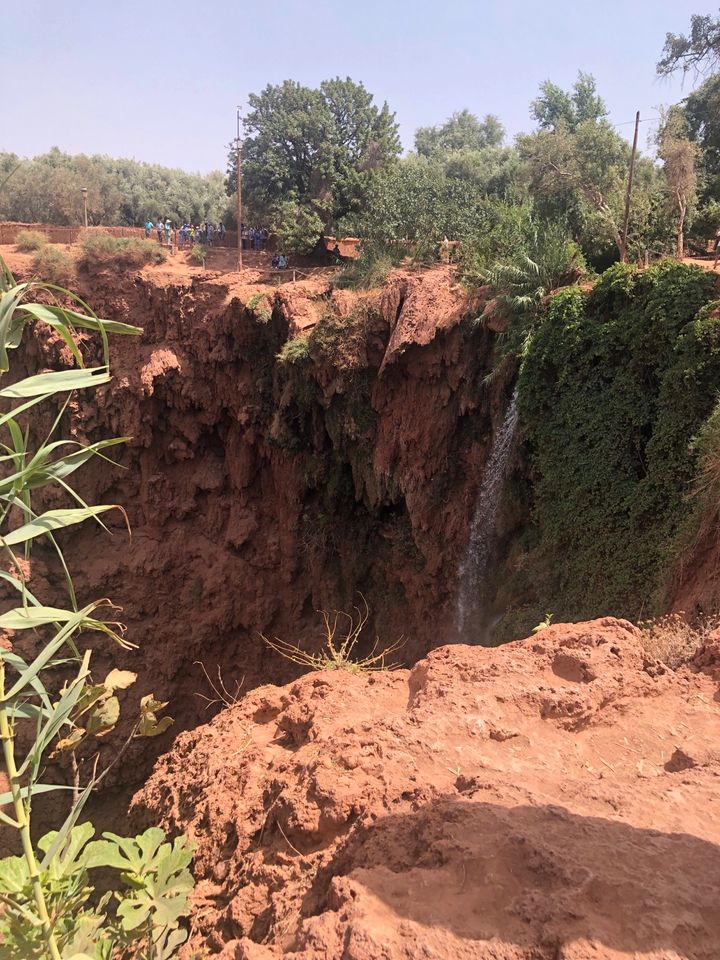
[
  {"x1": 79, "y1": 233, "x2": 166, "y2": 270},
  {"x1": 31, "y1": 245, "x2": 74, "y2": 284},
  {"x1": 15, "y1": 229, "x2": 48, "y2": 252},
  {"x1": 332, "y1": 244, "x2": 398, "y2": 290},
  {"x1": 278, "y1": 336, "x2": 310, "y2": 365},
  {"x1": 516, "y1": 260, "x2": 720, "y2": 619},
  {"x1": 189, "y1": 244, "x2": 208, "y2": 266}
]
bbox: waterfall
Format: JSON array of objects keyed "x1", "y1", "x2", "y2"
[{"x1": 455, "y1": 388, "x2": 519, "y2": 644}]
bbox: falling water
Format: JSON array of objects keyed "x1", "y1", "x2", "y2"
[{"x1": 455, "y1": 388, "x2": 519, "y2": 644}]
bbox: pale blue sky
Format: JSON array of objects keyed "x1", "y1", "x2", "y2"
[{"x1": 2, "y1": 0, "x2": 716, "y2": 172}]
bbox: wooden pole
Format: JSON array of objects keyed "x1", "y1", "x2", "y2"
[
  {"x1": 236, "y1": 107, "x2": 243, "y2": 272},
  {"x1": 621, "y1": 111, "x2": 640, "y2": 262}
]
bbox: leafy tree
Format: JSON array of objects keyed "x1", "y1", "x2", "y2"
[
  {"x1": 229, "y1": 77, "x2": 400, "y2": 249},
  {"x1": 518, "y1": 118, "x2": 629, "y2": 259},
  {"x1": 415, "y1": 109, "x2": 505, "y2": 156},
  {"x1": 657, "y1": 109, "x2": 698, "y2": 256},
  {"x1": 346, "y1": 155, "x2": 508, "y2": 260},
  {"x1": 530, "y1": 72, "x2": 607, "y2": 131},
  {"x1": 657, "y1": 12, "x2": 720, "y2": 76}
]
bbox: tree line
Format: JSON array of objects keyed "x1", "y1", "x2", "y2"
[
  {"x1": 224, "y1": 12, "x2": 719, "y2": 265},
  {"x1": 3, "y1": 11, "x2": 719, "y2": 270},
  {"x1": 0, "y1": 149, "x2": 230, "y2": 227}
]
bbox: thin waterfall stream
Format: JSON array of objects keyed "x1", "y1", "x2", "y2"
[{"x1": 455, "y1": 388, "x2": 519, "y2": 643}]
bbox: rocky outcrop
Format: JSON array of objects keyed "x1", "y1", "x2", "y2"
[{"x1": 132, "y1": 617, "x2": 720, "y2": 959}]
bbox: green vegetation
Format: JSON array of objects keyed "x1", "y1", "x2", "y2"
[
  {"x1": 0, "y1": 148, "x2": 229, "y2": 226},
  {"x1": 246, "y1": 292, "x2": 272, "y2": 323},
  {"x1": 333, "y1": 245, "x2": 397, "y2": 289},
  {"x1": 79, "y1": 233, "x2": 166, "y2": 270},
  {"x1": 15, "y1": 229, "x2": 48, "y2": 252},
  {"x1": 227, "y1": 77, "x2": 401, "y2": 253},
  {"x1": 278, "y1": 337, "x2": 310, "y2": 364},
  {"x1": 31, "y1": 245, "x2": 74, "y2": 284},
  {"x1": 0, "y1": 260, "x2": 192, "y2": 958},
  {"x1": 515, "y1": 260, "x2": 720, "y2": 619},
  {"x1": 189, "y1": 244, "x2": 208, "y2": 266}
]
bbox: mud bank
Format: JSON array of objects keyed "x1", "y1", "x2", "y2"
[{"x1": 133, "y1": 618, "x2": 720, "y2": 959}]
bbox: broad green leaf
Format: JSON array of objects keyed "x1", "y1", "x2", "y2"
[
  {"x1": 6, "y1": 609, "x2": 96, "y2": 700},
  {"x1": 30, "y1": 304, "x2": 142, "y2": 337},
  {"x1": 0, "y1": 283, "x2": 29, "y2": 372},
  {"x1": 28, "y1": 437, "x2": 127, "y2": 488},
  {"x1": 154, "y1": 926, "x2": 188, "y2": 960},
  {"x1": 0, "y1": 392, "x2": 53, "y2": 429},
  {"x1": 1, "y1": 647, "x2": 53, "y2": 711},
  {"x1": 0, "y1": 783, "x2": 76, "y2": 807},
  {"x1": 15, "y1": 304, "x2": 84, "y2": 367},
  {"x1": 0, "y1": 605, "x2": 91, "y2": 630},
  {"x1": 0, "y1": 855, "x2": 29, "y2": 894},
  {"x1": 22, "y1": 664, "x2": 91, "y2": 771},
  {"x1": 39, "y1": 782, "x2": 93, "y2": 871},
  {"x1": 1, "y1": 505, "x2": 118, "y2": 546},
  {"x1": 0, "y1": 366, "x2": 110, "y2": 398}
]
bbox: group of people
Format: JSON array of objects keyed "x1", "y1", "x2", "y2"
[
  {"x1": 141, "y1": 217, "x2": 288, "y2": 264},
  {"x1": 143, "y1": 219, "x2": 228, "y2": 248},
  {"x1": 178, "y1": 222, "x2": 226, "y2": 247},
  {"x1": 241, "y1": 226, "x2": 268, "y2": 250}
]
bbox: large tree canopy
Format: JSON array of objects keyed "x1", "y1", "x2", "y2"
[
  {"x1": 657, "y1": 13, "x2": 720, "y2": 77},
  {"x1": 414, "y1": 110, "x2": 505, "y2": 156},
  {"x1": 530, "y1": 72, "x2": 607, "y2": 132},
  {"x1": 229, "y1": 77, "x2": 400, "y2": 251}
]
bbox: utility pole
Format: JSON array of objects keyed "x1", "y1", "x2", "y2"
[
  {"x1": 621, "y1": 111, "x2": 640, "y2": 263},
  {"x1": 236, "y1": 107, "x2": 243, "y2": 272},
  {"x1": 81, "y1": 187, "x2": 88, "y2": 231}
]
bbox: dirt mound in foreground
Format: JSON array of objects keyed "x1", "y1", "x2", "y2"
[{"x1": 132, "y1": 619, "x2": 720, "y2": 959}]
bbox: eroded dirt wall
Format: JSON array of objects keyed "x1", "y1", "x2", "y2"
[{"x1": 9, "y1": 261, "x2": 509, "y2": 783}]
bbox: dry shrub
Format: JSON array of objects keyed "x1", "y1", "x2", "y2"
[
  {"x1": 15, "y1": 229, "x2": 49, "y2": 252},
  {"x1": 263, "y1": 597, "x2": 404, "y2": 673},
  {"x1": 637, "y1": 612, "x2": 720, "y2": 667},
  {"x1": 309, "y1": 304, "x2": 371, "y2": 371},
  {"x1": 31, "y1": 246, "x2": 74, "y2": 285},
  {"x1": 79, "y1": 233, "x2": 166, "y2": 271}
]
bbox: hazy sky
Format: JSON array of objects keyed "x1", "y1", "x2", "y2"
[{"x1": 3, "y1": 0, "x2": 716, "y2": 173}]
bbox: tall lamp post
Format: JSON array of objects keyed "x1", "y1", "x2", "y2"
[
  {"x1": 235, "y1": 106, "x2": 243, "y2": 272},
  {"x1": 80, "y1": 187, "x2": 88, "y2": 231}
]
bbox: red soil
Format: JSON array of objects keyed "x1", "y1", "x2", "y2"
[{"x1": 133, "y1": 617, "x2": 720, "y2": 959}]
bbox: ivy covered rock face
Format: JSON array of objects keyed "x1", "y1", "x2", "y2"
[{"x1": 515, "y1": 261, "x2": 720, "y2": 622}]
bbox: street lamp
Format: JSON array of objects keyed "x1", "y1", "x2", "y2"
[
  {"x1": 235, "y1": 107, "x2": 243, "y2": 272},
  {"x1": 80, "y1": 187, "x2": 88, "y2": 231}
]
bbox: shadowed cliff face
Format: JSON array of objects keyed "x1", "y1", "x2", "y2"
[{"x1": 9, "y1": 260, "x2": 516, "y2": 777}]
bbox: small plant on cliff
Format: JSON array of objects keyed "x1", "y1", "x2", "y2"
[
  {"x1": 15, "y1": 229, "x2": 49, "y2": 252},
  {"x1": 246, "y1": 292, "x2": 272, "y2": 324},
  {"x1": 277, "y1": 335, "x2": 310, "y2": 365},
  {"x1": 32, "y1": 245, "x2": 74, "y2": 285},
  {"x1": 263, "y1": 596, "x2": 404, "y2": 673},
  {"x1": 189, "y1": 244, "x2": 208, "y2": 266},
  {"x1": 0, "y1": 258, "x2": 193, "y2": 959}
]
